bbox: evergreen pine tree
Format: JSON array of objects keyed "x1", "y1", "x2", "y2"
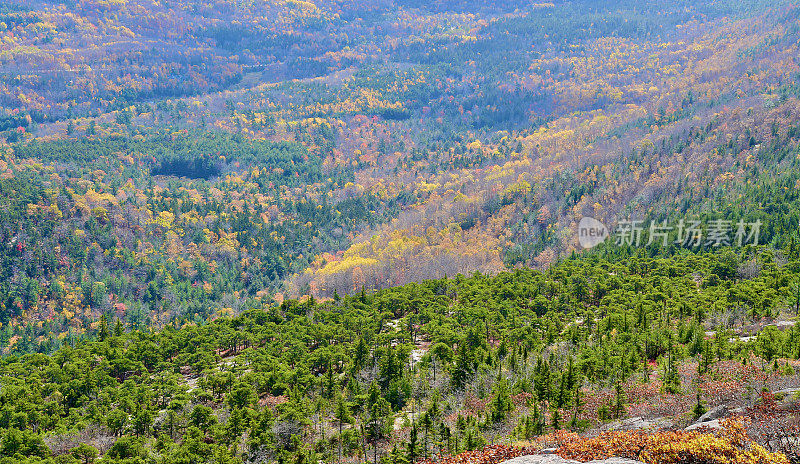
[{"x1": 98, "y1": 314, "x2": 109, "y2": 341}]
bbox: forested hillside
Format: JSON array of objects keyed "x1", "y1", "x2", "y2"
[
  {"x1": 1, "y1": 0, "x2": 800, "y2": 352},
  {"x1": 3, "y1": 0, "x2": 800, "y2": 462},
  {"x1": 1, "y1": 251, "x2": 799, "y2": 463}
]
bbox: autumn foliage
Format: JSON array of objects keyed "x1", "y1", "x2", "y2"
[
  {"x1": 552, "y1": 418, "x2": 788, "y2": 464},
  {"x1": 415, "y1": 420, "x2": 790, "y2": 464},
  {"x1": 417, "y1": 445, "x2": 532, "y2": 464}
]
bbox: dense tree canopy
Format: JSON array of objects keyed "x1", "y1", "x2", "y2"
[{"x1": 0, "y1": 251, "x2": 797, "y2": 462}]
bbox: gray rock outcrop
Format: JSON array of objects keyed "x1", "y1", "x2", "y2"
[
  {"x1": 598, "y1": 416, "x2": 672, "y2": 432},
  {"x1": 685, "y1": 418, "x2": 722, "y2": 431},
  {"x1": 695, "y1": 405, "x2": 728, "y2": 424}
]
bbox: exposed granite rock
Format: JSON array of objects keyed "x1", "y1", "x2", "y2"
[
  {"x1": 773, "y1": 387, "x2": 800, "y2": 397},
  {"x1": 502, "y1": 457, "x2": 577, "y2": 464},
  {"x1": 685, "y1": 418, "x2": 722, "y2": 431},
  {"x1": 695, "y1": 405, "x2": 728, "y2": 424},
  {"x1": 598, "y1": 416, "x2": 672, "y2": 432}
]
